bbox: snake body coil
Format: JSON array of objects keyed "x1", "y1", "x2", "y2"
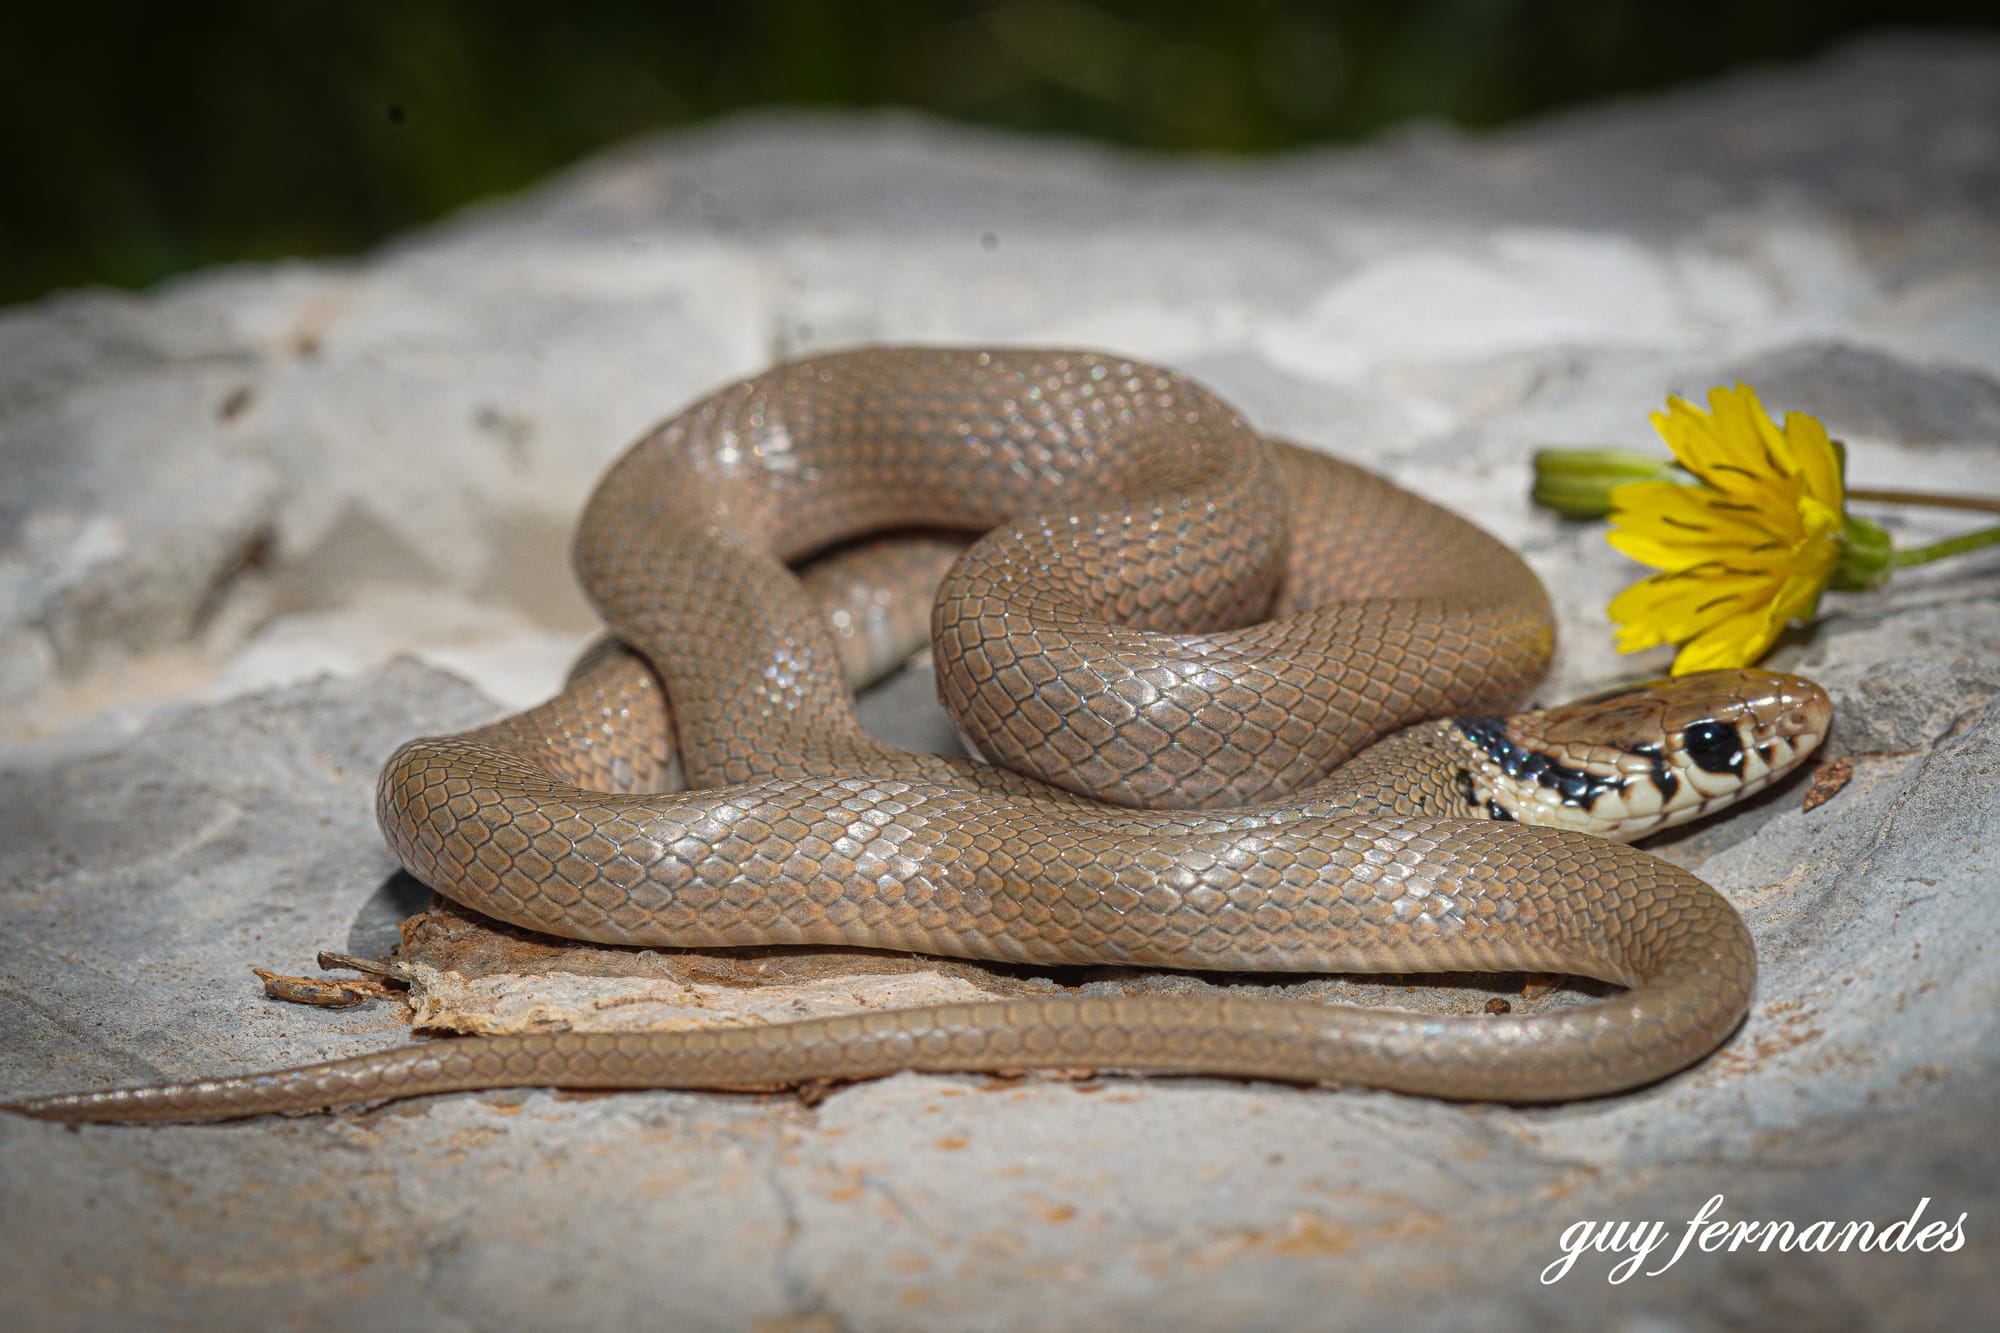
[{"x1": 8, "y1": 348, "x2": 1832, "y2": 1123}]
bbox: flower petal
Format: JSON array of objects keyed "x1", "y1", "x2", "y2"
[
  {"x1": 1672, "y1": 562, "x2": 1831, "y2": 673},
  {"x1": 1671, "y1": 609, "x2": 1780, "y2": 673},
  {"x1": 1763, "y1": 566, "x2": 1829, "y2": 638},
  {"x1": 1607, "y1": 561, "x2": 1782, "y2": 653},
  {"x1": 1649, "y1": 396, "x2": 1722, "y2": 478},
  {"x1": 1606, "y1": 479, "x2": 1795, "y2": 570},
  {"x1": 1651, "y1": 393, "x2": 1781, "y2": 505},
  {"x1": 1783, "y1": 408, "x2": 1844, "y2": 510},
  {"x1": 1711, "y1": 383, "x2": 1797, "y2": 482}
]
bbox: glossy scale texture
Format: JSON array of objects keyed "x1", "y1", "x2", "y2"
[{"x1": 12, "y1": 348, "x2": 1768, "y2": 1122}]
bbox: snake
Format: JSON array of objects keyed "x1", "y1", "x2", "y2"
[{"x1": 6, "y1": 347, "x2": 1832, "y2": 1124}]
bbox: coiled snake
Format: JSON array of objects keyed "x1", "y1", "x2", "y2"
[{"x1": 7, "y1": 348, "x2": 1830, "y2": 1122}]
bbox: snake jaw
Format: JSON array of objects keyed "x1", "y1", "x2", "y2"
[{"x1": 1647, "y1": 670, "x2": 1832, "y2": 831}]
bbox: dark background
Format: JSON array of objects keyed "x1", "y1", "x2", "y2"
[{"x1": 4, "y1": 0, "x2": 1993, "y2": 306}]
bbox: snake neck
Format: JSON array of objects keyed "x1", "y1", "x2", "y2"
[
  {"x1": 1314, "y1": 721, "x2": 1498, "y2": 825},
  {"x1": 1320, "y1": 715, "x2": 1692, "y2": 843}
]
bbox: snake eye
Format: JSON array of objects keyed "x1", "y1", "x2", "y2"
[{"x1": 1682, "y1": 720, "x2": 1744, "y2": 775}]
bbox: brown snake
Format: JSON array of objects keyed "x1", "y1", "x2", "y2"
[{"x1": 7, "y1": 347, "x2": 1831, "y2": 1123}]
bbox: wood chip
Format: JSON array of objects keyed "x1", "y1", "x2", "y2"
[
  {"x1": 1803, "y1": 756, "x2": 1853, "y2": 813},
  {"x1": 252, "y1": 967, "x2": 401, "y2": 1008}
]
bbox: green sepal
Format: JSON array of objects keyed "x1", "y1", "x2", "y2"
[
  {"x1": 1531, "y1": 448, "x2": 1677, "y2": 519},
  {"x1": 1830, "y1": 512, "x2": 1894, "y2": 591}
]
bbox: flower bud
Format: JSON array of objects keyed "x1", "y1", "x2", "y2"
[{"x1": 1531, "y1": 448, "x2": 1678, "y2": 519}]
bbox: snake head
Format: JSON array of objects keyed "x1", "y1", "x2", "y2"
[{"x1": 1463, "y1": 669, "x2": 1833, "y2": 841}]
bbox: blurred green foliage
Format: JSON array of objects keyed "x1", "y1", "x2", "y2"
[{"x1": 2, "y1": 0, "x2": 1991, "y2": 305}]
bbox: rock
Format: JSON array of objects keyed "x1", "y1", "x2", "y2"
[{"x1": 3, "y1": 34, "x2": 1997, "y2": 1331}]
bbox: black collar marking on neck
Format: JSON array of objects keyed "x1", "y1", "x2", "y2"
[{"x1": 1453, "y1": 717, "x2": 1629, "y2": 810}]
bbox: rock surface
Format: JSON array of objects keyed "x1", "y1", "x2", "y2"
[{"x1": 3, "y1": 35, "x2": 1997, "y2": 1331}]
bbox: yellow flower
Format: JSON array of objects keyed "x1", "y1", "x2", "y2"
[
  {"x1": 1605, "y1": 384, "x2": 1848, "y2": 674},
  {"x1": 1532, "y1": 393, "x2": 2000, "y2": 664}
]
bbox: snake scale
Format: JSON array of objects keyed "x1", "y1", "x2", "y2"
[{"x1": 7, "y1": 347, "x2": 1830, "y2": 1122}]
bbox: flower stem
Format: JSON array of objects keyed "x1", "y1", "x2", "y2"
[
  {"x1": 1889, "y1": 524, "x2": 2000, "y2": 568},
  {"x1": 1847, "y1": 486, "x2": 2000, "y2": 516}
]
